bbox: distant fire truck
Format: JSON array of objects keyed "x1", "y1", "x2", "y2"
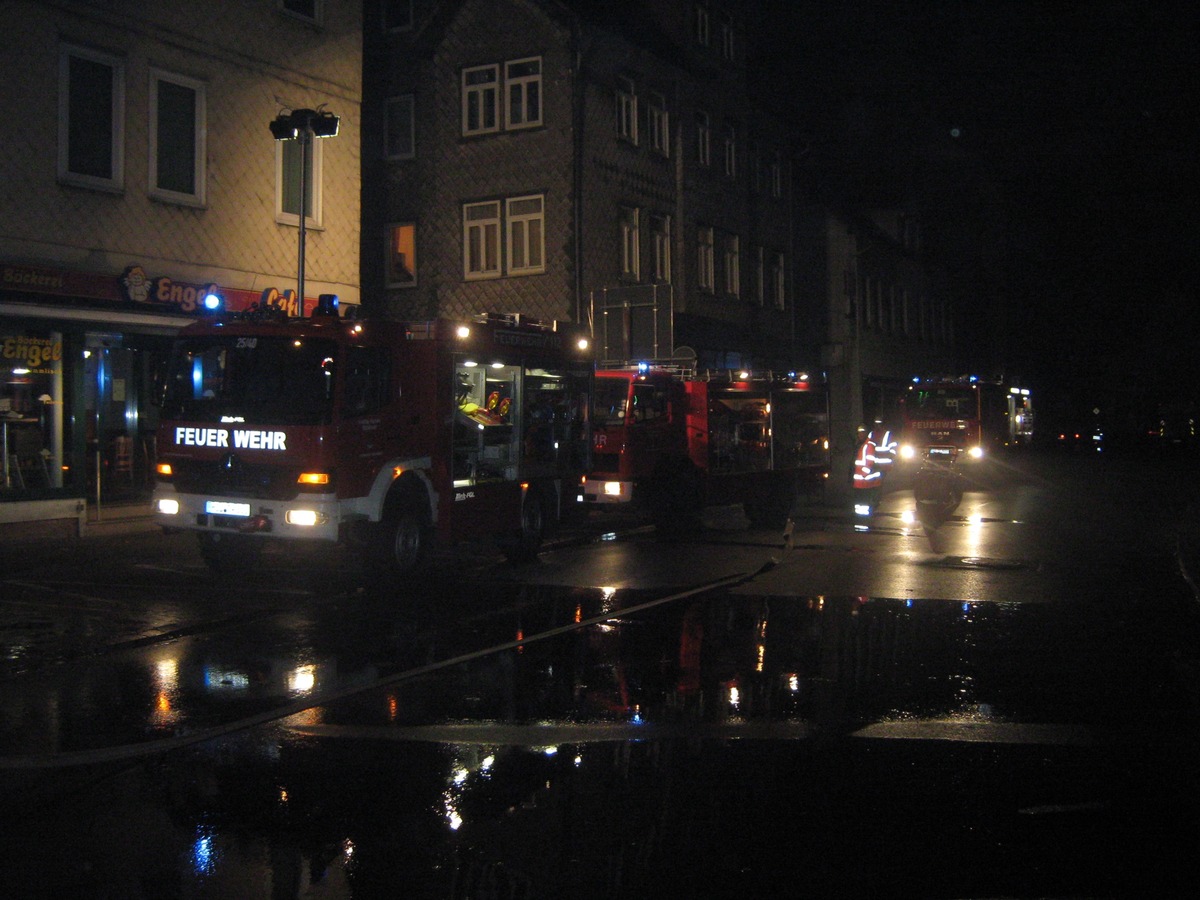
[
  {"x1": 578, "y1": 365, "x2": 829, "y2": 526},
  {"x1": 152, "y1": 298, "x2": 592, "y2": 575},
  {"x1": 898, "y1": 375, "x2": 1033, "y2": 463}
]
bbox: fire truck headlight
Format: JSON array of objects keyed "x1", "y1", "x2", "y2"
[
  {"x1": 297, "y1": 472, "x2": 330, "y2": 486},
  {"x1": 968, "y1": 445, "x2": 984, "y2": 460},
  {"x1": 899, "y1": 445, "x2": 916, "y2": 460},
  {"x1": 603, "y1": 481, "x2": 622, "y2": 496},
  {"x1": 157, "y1": 498, "x2": 180, "y2": 516},
  {"x1": 285, "y1": 509, "x2": 324, "y2": 527}
]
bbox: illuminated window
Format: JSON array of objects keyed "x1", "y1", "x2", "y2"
[
  {"x1": 385, "y1": 94, "x2": 415, "y2": 159},
  {"x1": 58, "y1": 44, "x2": 124, "y2": 191},
  {"x1": 506, "y1": 58, "x2": 542, "y2": 129},
  {"x1": 462, "y1": 65, "x2": 499, "y2": 135},
  {"x1": 386, "y1": 222, "x2": 416, "y2": 287},
  {"x1": 150, "y1": 69, "x2": 206, "y2": 206}
]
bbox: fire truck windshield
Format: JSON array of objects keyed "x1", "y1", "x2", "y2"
[
  {"x1": 906, "y1": 386, "x2": 976, "y2": 421},
  {"x1": 160, "y1": 335, "x2": 338, "y2": 426},
  {"x1": 593, "y1": 377, "x2": 630, "y2": 426}
]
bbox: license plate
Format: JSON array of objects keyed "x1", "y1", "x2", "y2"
[
  {"x1": 206, "y1": 501, "x2": 251, "y2": 517},
  {"x1": 929, "y1": 447, "x2": 954, "y2": 457}
]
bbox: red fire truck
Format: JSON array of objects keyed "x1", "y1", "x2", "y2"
[
  {"x1": 578, "y1": 365, "x2": 829, "y2": 527},
  {"x1": 897, "y1": 375, "x2": 1033, "y2": 464},
  {"x1": 152, "y1": 298, "x2": 592, "y2": 575}
]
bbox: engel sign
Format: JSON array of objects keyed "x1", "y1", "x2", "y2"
[{"x1": 174, "y1": 427, "x2": 288, "y2": 450}]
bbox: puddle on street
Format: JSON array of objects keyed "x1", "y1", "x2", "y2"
[{"x1": 0, "y1": 580, "x2": 1170, "y2": 898}]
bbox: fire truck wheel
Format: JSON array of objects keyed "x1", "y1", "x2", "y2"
[
  {"x1": 373, "y1": 506, "x2": 430, "y2": 576},
  {"x1": 650, "y1": 460, "x2": 702, "y2": 534},
  {"x1": 198, "y1": 533, "x2": 262, "y2": 574},
  {"x1": 506, "y1": 488, "x2": 547, "y2": 563}
]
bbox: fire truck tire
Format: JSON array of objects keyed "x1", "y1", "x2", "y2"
[
  {"x1": 505, "y1": 488, "x2": 547, "y2": 563},
  {"x1": 198, "y1": 533, "x2": 263, "y2": 574},
  {"x1": 372, "y1": 505, "x2": 431, "y2": 576},
  {"x1": 650, "y1": 460, "x2": 702, "y2": 534}
]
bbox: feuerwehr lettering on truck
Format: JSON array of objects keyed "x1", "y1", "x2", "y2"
[{"x1": 174, "y1": 427, "x2": 287, "y2": 450}]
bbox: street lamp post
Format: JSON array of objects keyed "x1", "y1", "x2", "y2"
[{"x1": 269, "y1": 107, "x2": 339, "y2": 317}]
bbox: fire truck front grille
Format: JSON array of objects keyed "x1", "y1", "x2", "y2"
[
  {"x1": 591, "y1": 453, "x2": 621, "y2": 474},
  {"x1": 170, "y1": 459, "x2": 303, "y2": 501}
]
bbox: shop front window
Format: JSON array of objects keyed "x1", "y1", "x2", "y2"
[{"x1": 2, "y1": 328, "x2": 69, "y2": 492}]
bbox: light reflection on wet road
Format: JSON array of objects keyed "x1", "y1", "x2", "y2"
[{"x1": 1, "y1": 452, "x2": 1199, "y2": 897}]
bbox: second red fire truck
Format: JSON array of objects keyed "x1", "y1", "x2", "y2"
[
  {"x1": 152, "y1": 299, "x2": 592, "y2": 576},
  {"x1": 578, "y1": 365, "x2": 829, "y2": 527}
]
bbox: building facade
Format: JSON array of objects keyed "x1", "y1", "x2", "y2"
[
  {"x1": 362, "y1": 0, "x2": 803, "y2": 374},
  {"x1": 1, "y1": 0, "x2": 361, "y2": 528}
]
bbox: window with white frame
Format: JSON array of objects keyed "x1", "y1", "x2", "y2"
[
  {"x1": 771, "y1": 251, "x2": 785, "y2": 310},
  {"x1": 620, "y1": 207, "x2": 640, "y2": 280},
  {"x1": 276, "y1": 130, "x2": 323, "y2": 226},
  {"x1": 58, "y1": 44, "x2": 125, "y2": 191},
  {"x1": 281, "y1": 0, "x2": 320, "y2": 24},
  {"x1": 149, "y1": 68, "x2": 205, "y2": 205},
  {"x1": 386, "y1": 94, "x2": 415, "y2": 159},
  {"x1": 719, "y1": 12, "x2": 734, "y2": 61},
  {"x1": 386, "y1": 222, "x2": 417, "y2": 287},
  {"x1": 696, "y1": 110, "x2": 710, "y2": 167},
  {"x1": 755, "y1": 247, "x2": 765, "y2": 306},
  {"x1": 507, "y1": 195, "x2": 545, "y2": 274},
  {"x1": 505, "y1": 57, "x2": 542, "y2": 129},
  {"x1": 651, "y1": 215, "x2": 671, "y2": 283},
  {"x1": 616, "y1": 78, "x2": 638, "y2": 145},
  {"x1": 695, "y1": 4, "x2": 710, "y2": 46},
  {"x1": 648, "y1": 92, "x2": 669, "y2": 156},
  {"x1": 697, "y1": 226, "x2": 714, "y2": 292},
  {"x1": 462, "y1": 65, "x2": 499, "y2": 135},
  {"x1": 383, "y1": 0, "x2": 413, "y2": 31},
  {"x1": 723, "y1": 233, "x2": 740, "y2": 297},
  {"x1": 722, "y1": 123, "x2": 737, "y2": 178},
  {"x1": 463, "y1": 201, "x2": 501, "y2": 279}
]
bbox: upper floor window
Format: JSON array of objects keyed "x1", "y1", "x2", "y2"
[
  {"x1": 648, "y1": 93, "x2": 669, "y2": 157},
  {"x1": 770, "y1": 152, "x2": 783, "y2": 198},
  {"x1": 386, "y1": 94, "x2": 415, "y2": 159},
  {"x1": 149, "y1": 68, "x2": 206, "y2": 206},
  {"x1": 383, "y1": 0, "x2": 413, "y2": 31},
  {"x1": 276, "y1": 134, "x2": 324, "y2": 227},
  {"x1": 58, "y1": 44, "x2": 125, "y2": 192},
  {"x1": 696, "y1": 110, "x2": 711, "y2": 167},
  {"x1": 723, "y1": 233, "x2": 740, "y2": 297},
  {"x1": 722, "y1": 123, "x2": 737, "y2": 178},
  {"x1": 695, "y1": 4, "x2": 710, "y2": 47},
  {"x1": 620, "y1": 207, "x2": 641, "y2": 280},
  {"x1": 697, "y1": 226, "x2": 714, "y2": 292},
  {"x1": 770, "y1": 251, "x2": 785, "y2": 310},
  {"x1": 462, "y1": 65, "x2": 499, "y2": 135},
  {"x1": 651, "y1": 215, "x2": 671, "y2": 283},
  {"x1": 616, "y1": 78, "x2": 638, "y2": 145},
  {"x1": 386, "y1": 222, "x2": 417, "y2": 287},
  {"x1": 719, "y1": 13, "x2": 735, "y2": 61},
  {"x1": 281, "y1": 0, "x2": 320, "y2": 25},
  {"x1": 506, "y1": 58, "x2": 542, "y2": 129},
  {"x1": 464, "y1": 201, "x2": 501, "y2": 279},
  {"x1": 507, "y1": 195, "x2": 545, "y2": 274}
]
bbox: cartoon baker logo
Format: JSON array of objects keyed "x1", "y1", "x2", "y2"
[{"x1": 120, "y1": 264, "x2": 152, "y2": 304}]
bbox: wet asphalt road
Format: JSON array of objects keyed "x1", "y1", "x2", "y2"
[{"x1": 1, "y1": 450, "x2": 1200, "y2": 898}]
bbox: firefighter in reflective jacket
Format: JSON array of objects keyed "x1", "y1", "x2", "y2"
[{"x1": 852, "y1": 428, "x2": 884, "y2": 512}]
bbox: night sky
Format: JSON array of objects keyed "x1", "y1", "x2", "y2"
[{"x1": 763, "y1": 1, "x2": 1199, "y2": 435}]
